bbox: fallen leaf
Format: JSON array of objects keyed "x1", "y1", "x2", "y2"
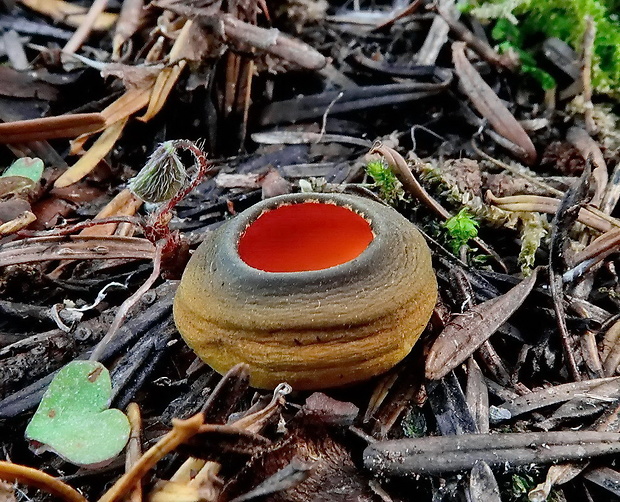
[
  {"x1": 54, "y1": 118, "x2": 128, "y2": 188},
  {"x1": 452, "y1": 42, "x2": 536, "y2": 165},
  {"x1": 25, "y1": 360, "x2": 130, "y2": 468},
  {"x1": 425, "y1": 268, "x2": 539, "y2": 380}
]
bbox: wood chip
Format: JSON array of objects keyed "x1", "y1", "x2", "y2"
[{"x1": 469, "y1": 461, "x2": 501, "y2": 502}]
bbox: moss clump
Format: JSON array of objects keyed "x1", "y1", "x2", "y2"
[
  {"x1": 463, "y1": 0, "x2": 620, "y2": 97},
  {"x1": 444, "y1": 208, "x2": 480, "y2": 254},
  {"x1": 365, "y1": 159, "x2": 403, "y2": 203}
]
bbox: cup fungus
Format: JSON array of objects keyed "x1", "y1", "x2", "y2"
[{"x1": 173, "y1": 193, "x2": 437, "y2": 390}]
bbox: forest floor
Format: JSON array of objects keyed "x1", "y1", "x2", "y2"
[{"x1": 1, "y1": 1, "x2": 620, "y2": 501}]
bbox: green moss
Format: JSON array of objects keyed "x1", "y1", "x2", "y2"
[
  {"x1": 517, "y1": 212, "x2": 547, "y2": 275},
  {"x1": 401, "y1": 407, "x2": 427, "y2": 438},
  {"x1": 365, "y1": 159, "x2": 402, "y2": 203},
  {"x1": 444, "y1": 208, "x2": 480, "y2": 254},
  {"x1": 466, "y1": 0, "x2": 620, "y2": 97}
]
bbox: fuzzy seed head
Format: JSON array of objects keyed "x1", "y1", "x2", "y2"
[{"x1": 129, "y1": 142, "x2": 187, "y2": 203}]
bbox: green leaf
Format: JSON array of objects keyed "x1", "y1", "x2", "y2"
[
  {"x1": 25, "y1": 361, "x2": 130, "y2": 468},
  {"x1": 2, "y1": 158, "x2": 44, "y2": 183}
]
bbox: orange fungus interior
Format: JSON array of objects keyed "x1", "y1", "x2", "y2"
[{"x1": 237, "y1": 202, "x2": 374, "y2": 272}]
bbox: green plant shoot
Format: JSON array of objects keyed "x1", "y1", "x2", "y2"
[
  {"x1": 444, "y1": 208, "x2": 480, "y2": 254},
  {"x1": 365, "y1": 160, "x2": 402, "y2": 203}
]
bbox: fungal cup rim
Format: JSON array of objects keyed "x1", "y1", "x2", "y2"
[{"x1": 220, "y1": 193, "x2": 392, "y2": 283}]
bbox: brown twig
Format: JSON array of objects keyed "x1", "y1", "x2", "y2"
[
  {"x1": 89, "y1": 240, "x2": 163, "y2": 361},
  {"x1": 98, "y1": 413, "x2": 205, "y2": 502},
  {"x1": 0, "y1": 461, "x2": 88, "y2": 502},
  {"x1": 219, "y1": 14, "x2": 326, "y2": 70},
  {"x1": 125, "y1": 403, "x2": 143, "y2": 502},
  {"x1": 0, "y1": 113, "x2": 105, "y2": 143},
  {"x1": 581, "y1": 16, "x2": 597, "y2": 135},
  {"x1": 438, "y1": 7, "x2": 517, "y2": 70},
  {"x1": 370, "y1": 143, "x2": 450, "y2": 219},
  {"x1": 365, "y1": 431, "x2": 620, "y2": 475}
]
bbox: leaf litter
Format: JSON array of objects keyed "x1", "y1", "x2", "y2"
[{"x1": 1, "y1": 1, "x2": 620, "y2": 501}]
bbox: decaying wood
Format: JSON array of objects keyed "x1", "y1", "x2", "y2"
[
  {"x1": 536, "y1": 377, "x2": 620, "y2": 430},
  {"x1": 465, "y1": 359, "x2": 489, "y2": 434},
  {"x1": 220, "y1": 14, "x2": 326, "y2": 71},
  {"x1": 364, "y1": 431, "x2": 620, "y2": 476},
  {"x1": 428, "y1": 374, "x2": 478, "y2": 435},
  {"x1": 529, "y1": 402, "x2": 620, "y2": 500},
  {"x1": 549, "y1": 162, "x2": 592, "y2": 381},
  {"x1": 469, "y1": 461, "x2": 501, "y2": 502},
  {"x1": 582, "y1": 467, "x2": 620, "y2": 498},
  {"x1": 493, "y1": 376, "x2": 620, "y2": 419},
  {"x1": 0, "y1": 235, "x2": 156, "y2": 267}
]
